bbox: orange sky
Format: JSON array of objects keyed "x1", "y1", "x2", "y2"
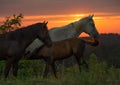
[
  {"x1": 0, "y1": 13, "x2": 120, "y2": 35},
  {"x1": 20, "y1": 13, "x2": 120, "y2": 34}
]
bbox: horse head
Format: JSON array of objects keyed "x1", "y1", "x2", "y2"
[
  {"x1": 36, "y1": 21, "x2": 52, "y2": 47},
  {"x1": 80, "y1": 15, "x2": 99, "y2": 40}
]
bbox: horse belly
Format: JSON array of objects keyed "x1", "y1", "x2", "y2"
[
  {"x1": 53, "y1": 44, "x2": 71, "y2": 60},
  {"x1": 0, "y1": 41, "x2": 22, "y2": 59}
]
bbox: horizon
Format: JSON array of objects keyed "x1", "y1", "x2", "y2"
[{"x1": 1, "y1": 13, "x2": 120, "y2": 35}]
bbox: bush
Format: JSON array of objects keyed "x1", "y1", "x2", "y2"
[{"x1": 0, "y1": 14, "x2": 23, "y2": 33}]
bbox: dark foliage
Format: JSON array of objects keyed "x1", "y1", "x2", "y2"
[{"x1": 84, "y1": 33, "x2": 120, "y2": 67}]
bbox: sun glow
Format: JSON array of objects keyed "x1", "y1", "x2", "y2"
[
  {"x1": 20, "y1": 14, "x2": 84, "y2": 28},
  {"x1": 70, "y1": 14, "x2": 85, "y2": 17},
  {"x1": 0, "y1": 13, "x2": 120, "y2": 34},
  {"x1": 21, "y1": 14, "x2": 120, "y2": 34}
]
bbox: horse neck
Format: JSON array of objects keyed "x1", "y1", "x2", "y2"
[
  {"x1": 49, "y1": 23, "x2": 83, "y2": 41},
  {"x1": 66, "y1": 26, "x2": 83, "y2": 37},
  {"x1": 72, "y1": 20, "x2": 86, "y2": 36},
  {"x1": 20, "y1": 29, "x2": 37, "y2": 49},
  {"x1": 63, "y1": 23, "x2": 83, "y2": 37}
]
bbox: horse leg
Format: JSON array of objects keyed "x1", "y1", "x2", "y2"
[
  {"x1": 43, "y1": 62, "x2": 50, "y2": 78},
  {"x1": 75, "y1": 41, "x2": 86, "y2": 72},
  {"x1": 4, "y1": 60, "x2": 12, "y2": 80},
  {"x1": 82, "y1": 59, "x2": 89, "y2": 71},
  {"x1": 51, "y1": 62, "x2": 58, "y2": 79},
  {"x1": 75, "y1": 54, "x2": 89, "y2": 72},
  {"x1": 12, "y1": 62, "x2": 18, "y2": 78},
  {"x1": 75, "y1": 55, "x2": 82, "y2": 72}
]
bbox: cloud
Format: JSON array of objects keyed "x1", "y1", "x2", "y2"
[{"x1": 0, "y1": 0, "x2": 120, "y2": 16}]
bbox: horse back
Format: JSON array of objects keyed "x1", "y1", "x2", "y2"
[
  {"x1": 35, "y1": 38, "x2": 85, "y2": 60},
  {"x1": 37, "y1": 39, "x2": 73, "y2": 60}
]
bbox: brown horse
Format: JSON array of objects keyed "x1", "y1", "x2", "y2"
[
  {"x1": 26, "y1": 38, "x2": 99, "y2": 78},
  {"x1": 0, "y1": 21, "x2": 52, "y2": 80}
]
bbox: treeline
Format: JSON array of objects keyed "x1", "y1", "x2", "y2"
[{"x1": 84, "y1": 33, "x2": 120, "y2": 67}]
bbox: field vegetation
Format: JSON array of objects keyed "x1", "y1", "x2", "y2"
[{"x1": 0, "y1": 54, "x2": 120, "y2": 85}]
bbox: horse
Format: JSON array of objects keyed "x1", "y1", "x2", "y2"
[
  {"x1": 25, "y1": 15, "x2": 99, "y2": 53},
  {"x1": 25, "y1": 38, "x2": 99, "y2": 78},
  {"x1": 0, "y1": 21, "x2": 52, "y2": 80}
]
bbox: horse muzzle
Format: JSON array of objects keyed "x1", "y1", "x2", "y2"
[{"x1": 91, "y1": 36, "x2": 100, "y2": 46}]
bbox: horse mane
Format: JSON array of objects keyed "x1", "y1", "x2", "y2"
[
  {"x1": 13, "y1": 22, "x2": 42, "y2": 32},
  {"x1": 76, "y1": 16, "x2": 89, "y2": 24},
  {"x1": 50, "y1": 16, "x2": 90, "y2": 32},
  {"x1": 72, "y1": 16, "x2": 92, "y2": 31},
  {"x1": 1, "y1": 23, "x2": 43, "y2": 40}
]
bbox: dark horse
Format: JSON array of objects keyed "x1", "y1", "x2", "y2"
[
  {"x1": 25, "y1": 38, "x2": 99, "y2": 78},
  {"x1": 0, "y1": 21, "x2": 52, "y2": 79}
]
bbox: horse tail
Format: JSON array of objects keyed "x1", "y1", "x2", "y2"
[{"x1": 81, "y1": 39, "x2": 99, "y2": 46}]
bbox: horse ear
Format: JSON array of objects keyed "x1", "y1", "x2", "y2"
[
  {"x1": 91, "y1": 14, "x2": 94, "y2": 18},
  {"x1": 45, "y1": 21, "x2": 48, "y2": 25},
  {"x1": 43, "y1": 21, "x2": 48, "y2": 25},
  {"x1": 43, "y1": 21, "x2": 46, "y2": 23},
  {"x1": 90, "y1": 14, "x2": 94, "y2": 18},
  {"x1": 89, "y1": 14, "x2": 94, "y2": 19}
]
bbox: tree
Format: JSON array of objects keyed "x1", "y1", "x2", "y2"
[{"x1": 0, "y1": 14, "x2": 23, "y2": 33}]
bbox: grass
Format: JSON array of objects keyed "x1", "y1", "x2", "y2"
[{"x1": 0, "y1": 54, "x2": 120, "y2": 85}]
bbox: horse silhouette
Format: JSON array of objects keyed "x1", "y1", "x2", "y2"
[
  {"x1": 25, "y1": 38, "x2": 99, "y2": 78},
  {"x1": 0, "y1": 21, "x2": 52, "y2": 79}
]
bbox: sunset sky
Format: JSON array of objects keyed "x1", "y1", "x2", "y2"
[{"x1": 0, "y1": 0, "x2": 120, "y2": 34}]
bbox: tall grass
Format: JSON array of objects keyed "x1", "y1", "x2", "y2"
[{"x1": 0, "y1": 54, "x2": 120, "y2": 85}]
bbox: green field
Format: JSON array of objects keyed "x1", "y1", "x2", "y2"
[{"x1": 0, "y1": 54, "x2": 120, "y2": 85}]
